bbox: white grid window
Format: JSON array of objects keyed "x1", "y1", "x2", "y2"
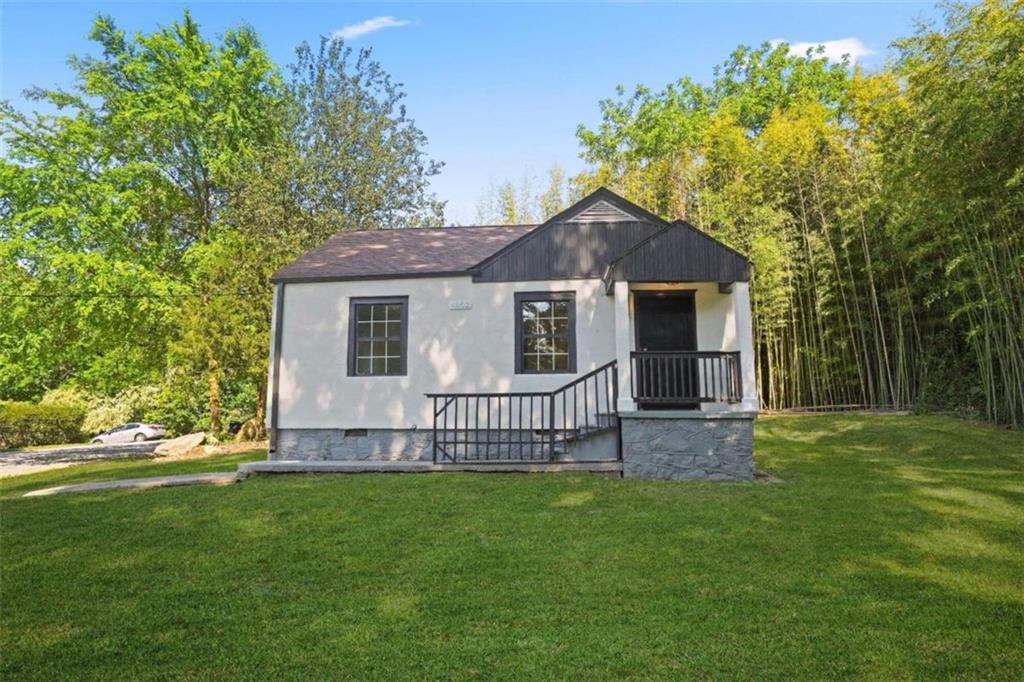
[
  {"x1": 352, "y1": 302, "x2": 405, "y2": 376},
  {"x1": 520, "y1": 300, "x2": 571, "y2": 372}
]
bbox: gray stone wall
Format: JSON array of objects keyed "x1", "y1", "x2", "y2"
[
  {"x1": 272, "y1": 429, "x2": 432, "y2": 462},
  {"x1": 620, "y1": 413, "x2": 755, "y2": 481},
  {"x1": 272, "y1": 427, "x2": 619, "y2": 463}
]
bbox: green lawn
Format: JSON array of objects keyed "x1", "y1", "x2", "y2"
[{"x1": 1, "y1": 416, "x2": 1021, "y2": 679}]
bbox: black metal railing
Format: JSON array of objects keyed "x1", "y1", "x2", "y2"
[
  {"x1": 630, "y1": 351, "x2": 741, "y2": 405},
  {"x1": 427, "y1": 360, "x2": 618, "y2": 463}
]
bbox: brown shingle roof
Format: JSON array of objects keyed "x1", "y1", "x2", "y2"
[{"x1": 271, "y1": 224, "x2": 538, "y2": 283}]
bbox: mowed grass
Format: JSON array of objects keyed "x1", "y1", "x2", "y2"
[{"x1": 1, "y1": 416, "x2": 1021, "y2": 680}]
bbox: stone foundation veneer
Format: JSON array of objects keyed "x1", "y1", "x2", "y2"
[
  {"x1": 273, "y1": 429, "x2": 432, "y2": 462},
  {"x1": 619, "y1": 411, "x2": 756, "y2": 481},
  {"x1": 274, "y1": 415, "x2": 755, "y2": 480}
]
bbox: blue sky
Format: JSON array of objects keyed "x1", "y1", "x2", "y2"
[{"x1": 2, "y1": 1, "x2": 943, "y2": 223}]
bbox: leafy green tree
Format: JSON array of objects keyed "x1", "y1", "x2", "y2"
[
  {"x1": 537, "y1": 164, "x2": 569, "y2": 219},
  {"x1": 287, "y1": 38, "x2": 445, "y2": 238},
  {"x1": 0, "y1": 11, "x2": 283, "y2": 403},
  {"x1": 474, "y1": 165, "x2": 570, "y2": 224},
  {"x1": 2, "y1": 14, "x2": 448, "y2": 434}
]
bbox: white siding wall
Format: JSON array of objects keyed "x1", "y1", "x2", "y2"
[{"x1": 273, "y1": 276, "x2": 754, "y2": 430}]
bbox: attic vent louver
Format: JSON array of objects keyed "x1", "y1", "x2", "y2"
[{"x1": 566, "y1": 200, "x2": 637, "y2": 223}]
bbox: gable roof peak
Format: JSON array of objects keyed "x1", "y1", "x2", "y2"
[
  {"x1": 547, "y1": 187, "x2": 669, "y2": 227},
  {"x1": 566, "y1": 199, "x2": 637, "y2": 223}
]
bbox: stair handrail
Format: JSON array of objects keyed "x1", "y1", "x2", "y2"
[
  {"x1": 545, "y1": 359, "x2": 618, "y2": 458},
  {"x1": 425, "y1": 360, "x2": 618, "y2": 402},
  {"x1": 426, "y1": 360, "x2": 618, "y2": 463}
]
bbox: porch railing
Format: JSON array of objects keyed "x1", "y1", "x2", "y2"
[
  {"x1": 630, "y1": 351, "x2": 741, "y2": 405},
  {"x1": 427, "y1": 360, "x2": 617, "y2": 463}
]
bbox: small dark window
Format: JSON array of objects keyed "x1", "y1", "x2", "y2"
[
  {"x1": 347, "y1": 297, "x2": 408, "y2": 376},
  {"x1": 514, "y1": 292, "x2": 576, "y2": 374}
]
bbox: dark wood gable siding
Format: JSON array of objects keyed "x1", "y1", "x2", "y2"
[
  {"x1": 473, "y1": 220, "x2": 664, "y2": 282},
  {"x1": 609, "y1": 222, "x2": 751, "y2": 283},
  {"x1": 469, "y1": 189, "x2": 751, "y2": 284}
]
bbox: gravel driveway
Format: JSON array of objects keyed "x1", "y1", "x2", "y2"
[{"x1": 0, "y1": 441, "x2": 166, "y2": 477}]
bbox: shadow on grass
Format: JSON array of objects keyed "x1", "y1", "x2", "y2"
[{"x1": 758, "y1": 414, "x2": 1023, "y2": 608}]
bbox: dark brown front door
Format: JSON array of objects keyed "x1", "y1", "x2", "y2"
[{"x1": 633, "y1": 292, "x2": 698, "y2": 408}]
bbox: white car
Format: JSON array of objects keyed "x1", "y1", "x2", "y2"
[{"x1": 91, "y1": 422, "x2": 166, "y2": 444}]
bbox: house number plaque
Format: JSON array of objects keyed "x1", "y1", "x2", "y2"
[{"x1": 448, "y1": 300, "x2": 473, "y2": 311}]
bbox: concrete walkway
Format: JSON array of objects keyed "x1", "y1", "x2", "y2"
[{"x1": 23, "y1": 471, "x2": 242, "y2": 497}]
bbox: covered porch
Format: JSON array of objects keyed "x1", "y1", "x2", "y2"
[
  {"x1": 610, "y1": 279, "x2": 758, "y2": 480},
  {"x1": 611, "y1": 280, "x2": 759, "y2": 414}
]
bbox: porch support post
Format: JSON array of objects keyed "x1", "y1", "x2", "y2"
[
  {"x1": 613, "y1": 280, "x2": 636, "y2": 412},
  {"x1": 732, "y1": 281, "x2": 760, "y2": 412}
]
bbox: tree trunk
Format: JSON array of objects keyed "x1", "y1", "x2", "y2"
[
  {"x1": 208, "y1": 355, "x2": 221, "y2": 434},
  {"x1": 255, "y1": 372, "x2": 267, "y2": 426}
]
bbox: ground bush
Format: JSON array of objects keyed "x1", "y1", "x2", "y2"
[
  {"x1": 38, "y1": 386, "x2": 92, "y2": 410},
  {"x1": 0, "y1": 402, "x2": 85, "y2": 449},
  {"x1": 81, "y1": 385, "x2": 160, "y2": 436},
  {"x1": 147, "y1": 369, "x2": 208, "y2": 437}
]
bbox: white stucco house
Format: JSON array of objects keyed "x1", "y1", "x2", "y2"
[{"x1": 264, "y1": 189, "x2": 758, "y2": 480}]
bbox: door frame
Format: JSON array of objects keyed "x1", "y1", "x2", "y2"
[
  {"x1": 632, "y1": 289, "x2": 698, "y2": 352},
  {"x1": 631, "y1": 289, "x2": 699, "y2": 410}
]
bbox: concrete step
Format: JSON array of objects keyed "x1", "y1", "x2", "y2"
[
  {"x1": 241, "y1": 460, "x2": 433, "y2": 475},
  {"x1": 441, "y1": 461, "x2": 621, "y2": 473},
  {"x1": 560, "y1": 424, "x2": 617, "y2": 444},
  {"x1": 240, "y1": 460, "x2": 622, "y2": 475}
]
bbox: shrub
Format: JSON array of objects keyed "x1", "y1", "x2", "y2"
[
  {"x1": 39, "y1": 386, "x2": 92, "y2": 410},
  {"x1": 145, "y1": 368, "x2": 208, "y2": 437},
  {"x1": 0, "y1": 402, "x2": 86, "y2": 449},
  {"x1": 82, "y1": 385, "x2": 160, "y2": 436}
]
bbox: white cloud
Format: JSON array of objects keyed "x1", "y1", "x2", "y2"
[
  {"x1": 770, "y1": 37, "x2": 875, "y2": 64},
  {"x1": 332, "y1": 16, "x2": 412, "y2": 41}
]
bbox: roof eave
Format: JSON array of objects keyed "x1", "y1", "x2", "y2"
[{"x1": 270, "y1": 270, "x2": 475, "y2": 285}]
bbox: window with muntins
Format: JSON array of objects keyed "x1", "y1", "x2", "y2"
[
  {"x1": 515, "y1": 292, "x2": 576, "y2": 374},
  {"x1": 348, "y1": 297, "x2": 408, "y2": 376}
]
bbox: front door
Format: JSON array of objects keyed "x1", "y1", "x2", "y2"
[{"x1": 633, "y1": 291, "x2": 698, "y2": 408}]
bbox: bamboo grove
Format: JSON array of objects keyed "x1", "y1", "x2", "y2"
[{"x1": 575, "y1": 0, "x2": 1024, "y2": 426}]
